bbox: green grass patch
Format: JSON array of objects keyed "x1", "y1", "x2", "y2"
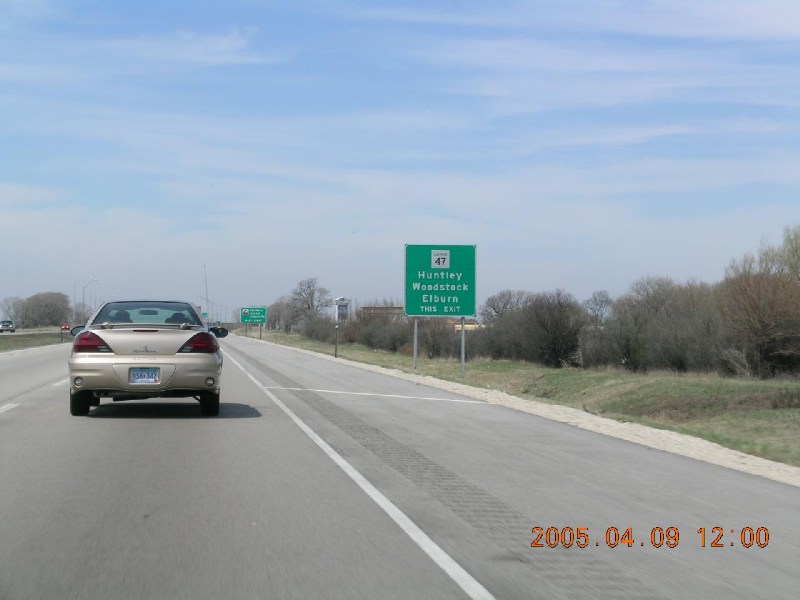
[
  {"x1": 0, "y1": 332, "x2": 71, "y2": 352},
  {"x1": 672, "y1": 410, "x2": 800, "y2": 466},
  {"x1": 237, "y1": 330, "x2": 800, "y2": 467}
]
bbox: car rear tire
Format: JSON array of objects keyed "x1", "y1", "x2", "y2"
[
  {"x1": 70, "y1": 391, "x2": 92, "y2": 416},
  {"x1": 200, "y1": 391, "x2": 220, "y2": 416}
]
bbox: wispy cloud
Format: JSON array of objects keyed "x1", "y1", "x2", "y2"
[
  {"x1": 346, "y1": 1, "x2": 800, "y2": 40},
  {"x1": 0, "y1": 182, "x2": 61, "y2": 207},
  {"x1": 0, "y1": 28, "x2": 278, "y2": 92},
  {"x1": 0, "y1": 0, "x2": 58, "y2": 27},
  {"x1": 1, "y1": 1, "x2": 798, "y2": 308},
  {"x1": 407, "y1": 34, "x2": 800, "y2": 115},
  {"x1": 91, "y1": 29, "x2": 277, "y2": 68},
  {"x1": 555, "y1": 0, "x2": 800, "y2": 41},
  {"x1": 3, "y1": 90, "x2": 796, "y2": 207},
  {"x1": 337, "y1": 5, "x2": 510, "y2": 28}
]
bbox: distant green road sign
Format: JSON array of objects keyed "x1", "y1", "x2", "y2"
[
  {"x1": 240, "y1": 307, "x2": 267, "y2": 324},
  {"x1": 405, "y1": 245, "x2": 476, "y2": 317}
]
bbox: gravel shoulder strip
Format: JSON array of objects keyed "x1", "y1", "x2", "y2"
[{"x1": 232, "y1": 335, "x2": 800, "y2": 489}]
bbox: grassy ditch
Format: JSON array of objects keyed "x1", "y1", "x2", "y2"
[
  {"x1": 0, "y1": 331, "x2": 71, "y2": 352},
  {"x1": 236, "y1": 329, "x2": 800, "y2": 467}
]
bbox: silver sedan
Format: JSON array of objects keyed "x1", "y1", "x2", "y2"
[{"x1": 68, "y1": 300, "x2": 228, "y2": 416}]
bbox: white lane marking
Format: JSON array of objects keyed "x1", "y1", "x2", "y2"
[
  {"x1": 227, "y1": 354, "x2": 495, "y2": 600},
  {"x1": 51, "y1": 378, "x2": 69, "y2": 387},
  {"x1": 0, "y1": 403, "x2": 20, "y2": 414},
  {"x1": 0, "y1": 344, "x2": 67, "y2": 360},
  {"x1": 262, "y1": 386, "x2": 484, "y2": 404}
]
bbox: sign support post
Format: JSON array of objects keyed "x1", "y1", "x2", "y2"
[
  {"x1": 460, "y1": 317, "x2": 466, "y2": 381},
  {"x1": 240, "y1": 307, "x2": 268, "y2": 340},
  {"x1": 405, "y1": 245, "x2": 476, "y2": 375},
  {"x1": 413, "y1": 318, "x2": 419, "y2": 370}
]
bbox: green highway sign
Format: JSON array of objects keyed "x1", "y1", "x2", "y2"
[
  {"x1": 240, "y1": 307, "x2": 267, "y2": 324},
  {"x1": 405, "y1": 245, "x2": 476, "y2": 317}
]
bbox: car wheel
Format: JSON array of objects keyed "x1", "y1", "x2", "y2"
[
  {"x1": 200, "y1": 391, "x2": 220, "y2": 416},
  {"x1": 70, "y1": 391, "x2": 92, "y2": 416}
]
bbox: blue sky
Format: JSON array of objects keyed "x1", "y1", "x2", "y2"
[{"x1": 2, "y1": 0, "x2": 799, "y2": 320}]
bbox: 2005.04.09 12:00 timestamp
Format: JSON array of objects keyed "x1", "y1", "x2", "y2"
[{"x1": 531, "y1": 527, "x2": 770, "y2": 549}]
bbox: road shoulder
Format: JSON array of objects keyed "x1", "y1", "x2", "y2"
[{"x1": 227, "y1": 335, "x2": 800, "y2": 488}]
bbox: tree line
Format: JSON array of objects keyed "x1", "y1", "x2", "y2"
[
  {"x1": 282, "y1": 225, "x2": 800, "y2": 379},
  {"x1": 482, "y1": 225, "x2": 799, "y2": 377},
  {"x1": 1, "y1": 293, "x2": 72, "y2": 328}
]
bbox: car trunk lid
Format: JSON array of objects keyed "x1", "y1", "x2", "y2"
[{"x1": 90, "y1": 327, "x2": 205, "y2": 356}]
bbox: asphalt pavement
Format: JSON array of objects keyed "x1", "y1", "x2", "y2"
[{"x1": 1, "y1": 337, "x2": 798, "y2": 599}]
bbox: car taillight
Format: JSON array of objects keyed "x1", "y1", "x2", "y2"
[
  {"x1": 73, "y1": 331, "x2": 113, "y2": 353},
  {"x1": 179, "y1": 332, "x2": 219, "y2": 353}
]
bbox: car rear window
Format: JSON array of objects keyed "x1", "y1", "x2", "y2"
[{"x1": 92, "y1": 302, "x2": 202, "y2": 326}]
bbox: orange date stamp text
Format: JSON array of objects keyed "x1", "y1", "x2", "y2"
[{"x1": 530, "y1": 526, "x2": 770, "y2": 549}]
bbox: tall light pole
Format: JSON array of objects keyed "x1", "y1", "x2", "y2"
[
  {"x1": 81, "y1": 277, "x2": 96, "y2": 323},
  {"x1": 203, "y1": 265, "x2": 210, "y2": 321}
]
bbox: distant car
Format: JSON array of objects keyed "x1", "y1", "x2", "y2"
[
  {"x1": 0, "y1": 320, "x2": 15, "y2": 333},
  {"x1": 60, "y1": 324, "x2": 71, "y2": 331},
  {"x1": 68, "y1": 300, "x2": 228, "y2": 416}
]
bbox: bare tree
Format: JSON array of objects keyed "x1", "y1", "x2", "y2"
[
  {"x1": 648, "y1": 281, "x2": 722, "y2": 372},
  {"x1": 777, "y1": 224, "x2": 800, "y2": 283},
  {"x1": 290, "y1": 278, "x2": 331, "y2": 323},
  {"x1": 523, "y1": 290, "x2": 586, "y2": 367},
  {"x1": 717, "y1": 252, "x2": 800, "y2": 377},
  {"x1": 603, "y1": 277, "x2": 677, "y2": 371},
  {"x1": 476, "y1": 290, "x2": 585, "y2": 366},
  {"x1": 268, "y1": 296, "x2": 294, "y2": 333},
  {"x1": 480, "y1": 290, "x2": 532, "y2": 323},
  {"x1": 745, "y1": 224, "x2": 800, "y2": 283},
  {"x1": 1, "y1": 297, "x2": 23, "y2": 321},
  {"x1": 582, "y1": 290, "x2": 613, "y2": 326},
  {"x1": 419, "y1": 318, "x2": 456, "y2": 359},
  {"x1": 629, "y1": 276, "x2": 675, "y2": 315},
  {"x1": 580, "y1": 291, "x2": 614, "y2": 367}
]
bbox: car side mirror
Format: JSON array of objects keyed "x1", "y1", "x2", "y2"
[
  {"x1": 70, "y1": 326, "x2": 85, "y2": 336},
  {"x1": 210, "y1": 327, "x2": 228, "y2": 338}
]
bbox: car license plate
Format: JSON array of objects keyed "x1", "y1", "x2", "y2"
[{"x1": 129, "y1": 368, "x2": 160, "y2": 384}]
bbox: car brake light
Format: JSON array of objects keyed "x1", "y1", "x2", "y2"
[
  {"x1": 73, "y1": 331, "x2": 113, "y2": 353},
  {"x1": 179, "y1": 332, "x2": 219, "y2": 353}
]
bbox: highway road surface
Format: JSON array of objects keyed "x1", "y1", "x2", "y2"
[{"x1": 1, "y1": 336, "x2": 798, "y2": 599}]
